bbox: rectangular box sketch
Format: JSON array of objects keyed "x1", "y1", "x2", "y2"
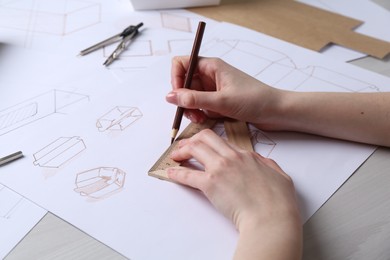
[
  {"x1": 33, "y1": 136, "x2": 86, "y2": 168},
  {"x1": 0, "y1": 184, "x2": 23, "y2": 219},
  {"x1": 96, "y1": 106, "x2": 142, "y2": 132},
  {"x1": 0, "y1": 0, "x2": 101, "y2": 35},
  {"x1": 74, "y1": 167, "x2": 126, "y2": 199},
  {"x1": 0, "y1": 89, "x2": 89, "y2": 136}
]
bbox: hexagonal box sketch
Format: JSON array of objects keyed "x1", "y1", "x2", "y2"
[
  {"x1": 96, "y1": 106, "x2": 142, "y2": 132},
  {"x1": 33, "y1": 136, "x2": 86, "y2": 168},
  {"x1": 74, "y1": 167, "x2": 126, "y2": 199}
]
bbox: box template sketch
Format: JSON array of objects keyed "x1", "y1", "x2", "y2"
[
  {"x1": 200, "y1": 39, "x2": 381, "y2": 93},
  {"x1": 33, "y1": 136, "x2": 86, "y2": 168},
  {"x1": 0, "y1": 184, "x2": 23, "y2": 219},
  {"x1": 99, "y1": 12, "x2": 197, "y2": 70},
  {"x1": 74, "y1": 167, "x2": 126, "y2": 200},
  {"x1": 212, "y1": 122, "x2": 277, "y2": 158},
  {"x1": 200, "y1": 39, "x2": 383, "y2": 157},
  {"x1": 161, "y1": 12, "x2": 192, "y2": 33},
  {"x1": 249, "y1": 128, "x2": 276, "y2": 158},
  {"x1": 96, "y1": 106, "x2": 142, "y2": 132},
  {"x1": 0, "y1": 89, "x2": 89, "y2": 136},
  {"x1": 102, "y1": 39, "x2": 193, "y2": 63},
  {"x1": 0, "y1": 0, "x2": 101, "y2": 36}
]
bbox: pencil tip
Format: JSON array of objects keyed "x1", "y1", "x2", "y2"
[{"x1": 171, "y1": 128, "x2": 179, "y2": 145}]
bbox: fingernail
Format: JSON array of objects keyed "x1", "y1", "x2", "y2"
[{"x1": 166, "y1": 91, "x2": 178, "y2": 104}]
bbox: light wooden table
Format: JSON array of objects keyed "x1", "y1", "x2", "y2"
[{"x1": 5, "y1": 1, "x2": 390, "y2": 259}]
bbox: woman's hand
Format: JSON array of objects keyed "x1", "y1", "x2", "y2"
[
  {"x1": 167, "y1": 130, "x2": 302, "y2": 260},
  {"x1": 166, "y1": 56, "x2": 286, "y2": 130}
]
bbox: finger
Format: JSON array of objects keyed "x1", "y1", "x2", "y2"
[
  {"x1": 171, "y1": 56, "x2": 189, "y2": 90},
  {"x1": 193, "y1": 129, "x2": 239, "y2": 159},
  {"x1": 167, "y1": 167, "x2": 206, "y2": 191},
  {"x1": 171, "y1": 56, "x2": 218, "y2": 91},
  {"x1": 170, "y1": 133, "x2": 219, "y2": 165},
  {"x1": 171, "y1": 130, "x2": 234, "y2": 164},
  {"x1": 184, "y1": 109, "x2": 207, "y2": 124},
  {"x1": 174, "y1": 88, "x2": 227, "y2": 114}
]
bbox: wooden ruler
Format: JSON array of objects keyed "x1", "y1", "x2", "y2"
[{"x1": 148, "y1": 119, "x2": 253, "y2": 181}]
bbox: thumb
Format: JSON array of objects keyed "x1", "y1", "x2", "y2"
[{"x1": 166, "y1": 89, "x2": 222, "y2": 111}]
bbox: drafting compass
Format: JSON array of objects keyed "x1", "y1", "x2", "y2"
[{"x1": 79, "y1": 22, "x2": 143, "y2": 66}]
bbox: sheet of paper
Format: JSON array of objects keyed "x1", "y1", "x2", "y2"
[
  {"x1": 0, "y1": 184, "x2": 46, "y2": 259},
  {"x1": 1, "y1": 22, "x2": 390, "y2": 259},
  {"x1": 297, "y1": 0, "x2": 390, "y2": 61},
  {"x1": 0, "y1": 0, "x2": 219, "y2": 80},
  {"x1": 129, "y1": 0, "x2": 221, "y2": 10}
]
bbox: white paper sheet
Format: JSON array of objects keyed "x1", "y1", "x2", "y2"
[
  {"x1": 297, "y1": 0, "x2": 390, "y2": 61},
  {"x1": 0, "y1": 5, "x2": 220, "y2": 256},
  {"x1": 0, "y1": 184, "x2": 46, "y2": 259},
  {"x1": 1, "y1": 22, "x2": 389, "y2": 259},
  {"x1": 0, "y1": 0, "x2": 219, "y2": 80},
  {"x1": 129, "y1": 0, "x2": 221, "y2": 10}
]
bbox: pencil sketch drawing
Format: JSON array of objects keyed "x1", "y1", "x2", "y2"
[
  {"x1": 161, "y1": 12, "x2": 192, "y2": 32},
  {"x1": 103, "y1": 39, "x2": 152, "y2": 58},
  {"x1": 201, "y1": 39, "x2": 380, "y2": 93},
  {"x1": 197, "y1": 38, "x2": 382, "y2": 158},
  {"x1": 96, "y1": 106, "x2": 142, "y2": 132},
  {"x1": 168, "y1": 39, "x2": 193, "y2": 53},
  {"x1": 100, "y1": 11, "x2": 199, "y2": 71},
  {"x1": 33, "y1": 136, "x2": 86, "y2": 168},
  {"x1": 249, "y1": 128, "x2": 277, "y2": 158},
  {"x1": 74, "y1": 167, "x2": 126, "y2": 199},
  {"x1": 0, "y1": 184, "x2": 23, "y2": 219},
  {"x1": 212, "y1": 122, "x2": 277, "y2": 158},
  {"x1": 0, "y1": 89, "x2": 89, "y2": 136},
  {"x1": 0, "y1": 0, "x2": 101, "y2": 48}
]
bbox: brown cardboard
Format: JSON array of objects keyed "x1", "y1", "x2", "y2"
[{"x1": 189, "y1": 0, "x2": 390, "y2": 59}]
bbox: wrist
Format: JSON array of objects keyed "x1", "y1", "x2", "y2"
[
  {"x1": 235, "y1": 211, "x2": 302, "y2": 260},
  {"x1": 254, "y1": 88, "x2": 296, "y2": 131}
]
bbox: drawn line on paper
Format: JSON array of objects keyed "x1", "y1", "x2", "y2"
[
  {"x1": 103, "y1": 40, "x2": 153, "y2": 58},
  {"x1": 212, "y1": 122, "x2": 277, "y2": 158},
  {"x1": 33, "y1": 136, "x2": 86, "y2": 168},
  {"x1": 249, "y1": 129, "x2": 277, "y2": 158},
  {"x1": 199, "y1": 38, "x2": 382, "y2": 157},
  {"x1": 0, "y1": 89, "x2": 89, "y2": 136},
  {"x1": 74, "y1": 167, "x2": 126, "y2": 200},
  {"x1": 161, "y1": 12, "x2": 192, "y2": 32},
  {"x1": 200, "y1": 39, "x2": 381, "y2": 93},
  {"x1": 100, "y1": 10, "x2": 199, "y2": 70},
  {"x1": 96, "y1": 106, "x2": 142, "y2": 132},
  {"x1": 0, "y1": 184, "x2": 24, "y2": 219},
  {"x1": 0, "y1": 0, "x2": 101, "y2": 48}
]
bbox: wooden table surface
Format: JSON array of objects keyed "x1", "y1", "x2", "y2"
[{"x1": 5, "y1": 0, "x2": 390, "y2": 259}]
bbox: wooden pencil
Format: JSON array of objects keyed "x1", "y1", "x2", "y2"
[{"x1": 170, "y1": 21, "x2": 206, "y2": 144}]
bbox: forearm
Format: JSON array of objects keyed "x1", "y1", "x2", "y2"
[
  {"x1": 234, "y1": 217, "x2": 302, "y2": 260},
  {"x1": 262, "y1": 91, "x2": 390, "y2": 147}
]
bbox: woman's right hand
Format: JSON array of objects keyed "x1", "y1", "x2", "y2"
[{"x1": 165, "y1": 56, "x2": 287, "y2": 130}]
